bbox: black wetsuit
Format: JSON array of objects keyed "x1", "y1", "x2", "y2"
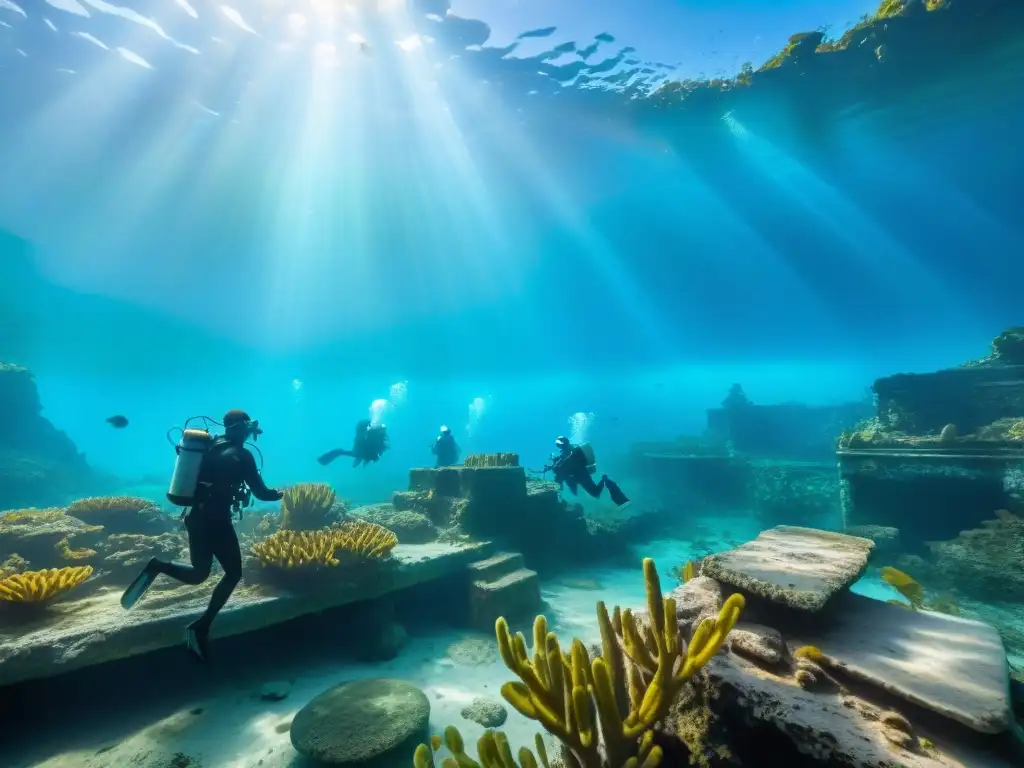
[
  {"x1": 549, "y1": 446, "x2": 629, "y2": 506},
  {"x1": 317, "y1": 420, "x2": 389, "y2": 467},
  {"x1": 432, "y1": 433, "x2": 460, "y2": 467},
  {"x1": 153, "y1": 438, "x2": 281, "y2": 630}
]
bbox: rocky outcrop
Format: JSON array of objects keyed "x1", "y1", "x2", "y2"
[
  {"x1": 350, "y1": 503, "x2": 438, "y2": 544},
  {"x1": 0, "y1": 362, "x2": 108, "y2": 508},
  {"x1": 927, "y1": 510, "x2": 1024, "y2": 601},
  {"x1": 660, "y1": 528, "x2": 1017, "y2": 767}
]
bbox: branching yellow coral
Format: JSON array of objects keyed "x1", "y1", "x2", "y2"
[
  {"x1": 0, "y1": 566, "x2": 93, "y2": 603},
  {"x1": 281, "y1": 483, "x2": 336, "y2": 531},
  {"x1": 1007, "y1": 421, "x2": 1024, "y2": 441},
  {"x1": 464, "y1": 453, "x2": 520, "y2": 468},
  {"x1": 251, "y1": 520, "x2": 398, "y2": 569},
  {"x1": 416, "y1": 557, "x2": 744, "y2": 768},
  {"x1": 415, "y1": 726, "x2": 550, "y2": 768}
]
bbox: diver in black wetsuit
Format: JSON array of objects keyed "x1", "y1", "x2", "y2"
[
  {"x1": 120, "y1": 410, "x2": 282, "y2": 662},
  {"x1": 545, "y1": 435, "x2": 630, "y2": 507},
  {"x1": 431, "y1": 425, "x2": 460, "y2": 467},
  {"x1": 317, "y1": 419, "x2": 389, "y2": 467}
]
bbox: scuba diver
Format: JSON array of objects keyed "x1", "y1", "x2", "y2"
[
  {"x1": 120, "y1": 410, "x2": 283, "y2": 662},
  {"x1": 317, "y1": 418, "x2": 390, "y2": 467},
  {"x1": 545, "y1": 435, "x2": 630, "y2": 507},
  {"x1": 431, "y1": 425, "x2": 460, "y2": 467}
]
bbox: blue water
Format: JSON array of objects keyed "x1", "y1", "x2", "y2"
[{"x1": 0, "y1": 0, "x2": 1020, "y2": 505}]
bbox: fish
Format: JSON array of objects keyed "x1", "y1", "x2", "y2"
[{"x1": 106, "y1": 415, "x2": 129, "y2": 429}]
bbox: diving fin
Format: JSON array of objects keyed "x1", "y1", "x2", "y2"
[
  {"x1": 120, "y1": 560, "x2": 158, "y2": 610},
  {"x1": 603, "y1": 476, "x2": 630, "y2": 508},
  {"x1": 185, "y1": 621, "x2": 211, "y2": 663},
  {"x1": 317, "y1": 448, "x2": 354, "y2": 466}
]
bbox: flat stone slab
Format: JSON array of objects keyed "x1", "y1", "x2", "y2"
[
  {"x1": 794, "y1": 592, "x2": 1013, "y2": 735},
  {"x1": 702, "y1": 526, "x2": 874, "y2": 611},
  {"x1": 0, "y1": 541, "x2": 491, "y2": 688},
  {"x1": 709, "y1": 651, "x2": 1016, "y2": 767}
]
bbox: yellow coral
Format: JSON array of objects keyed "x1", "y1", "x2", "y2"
[
  {"x1": 280, "y1": 483, "x2": 336, "y2": 531},
  {"x1": 464, "y1": 453, "x2": 520, "y2": 468},
  {"x1": 251, "y1": 520, "x2": 398, "y2": 569},
  {"x1": 0, "y1": 507, "x2": 67, "y2": 524},
  {"x1": 1007, "y1": 420, "x2": 1024, "y2": 441},
  {"x1": 55, "y1": 536, "x2": 97, "y2": 562},
  {"x1": 416, "y1": 726, "x2": 550, "y2": 768},
  {"x1": 489, "y1": 558, "x2": 741, "y2": 768},
  {"x1": 0, "y1": 566, "x2": 93, "y2": 603},
  {"x1": 793, "y1": 645, "x2": 825, "y2": 661},
  {"x1": 881, "y1": 567, "x2": 924, "y2": 609},
  {"x1": 66, "y1": 496, "x2": 155, "y2": 518}
]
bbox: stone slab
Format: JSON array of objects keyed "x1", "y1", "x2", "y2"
[
  {"x1": 701, "y1": 526, "x2": 874, "y2": 612},
  {"x1": 0, "y1": 541, "x2": 491, "y2": 688},
  {"x1": 708, "y1": 651, "x2": 1016, "y2": 767},
  {"x1": 794, "y1": 591, "x2": 1013, "y2": 735}
]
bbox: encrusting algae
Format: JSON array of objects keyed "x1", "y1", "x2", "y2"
[
  {"x1": 251, "y1": 520, "x2": 398, "y2": 568},
  {"x1": 464, "y1": 453, "x2": 520, "y2": 468},
  {"x1": 415, "y1": 557, "x2": 745, "y2": 768},
  {"x1": 0, "y1": 565, "x2": 93, "y2": 604}
]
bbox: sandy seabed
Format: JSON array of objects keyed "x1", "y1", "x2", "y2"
[{"x1": 3, "y1": 519, "x2": 905, "y2": 768}]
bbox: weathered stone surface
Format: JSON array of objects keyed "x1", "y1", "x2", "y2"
[
  {"x1": 793, "y1": 591, "x2": 1013, "y2": 735},
  {"x1": 729, "y1": 622, "x2": 787, "y2": 667},
  {"x1": 705, "y1": 651, "x2": 1017, "y2": 767},
  {"x1": 667, "y1": 576, "x2": 723, "y2": 635},
  {"x1": 290, "y1": 678, "x2": 429, "y2": 766},
  {"x1": 0, "y1": 541, "x2": 490, "y2": 687},
  {"x1": 702, "y1": 526, "x2": 874, "y2": 611}
]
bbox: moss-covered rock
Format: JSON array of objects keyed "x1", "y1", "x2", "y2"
[
  {"x1": 290, "y1": 678, "x2": 429, "y2": 766},
  {"x1": 350, "y1": 503, "x2": 438, "y2": 544}
]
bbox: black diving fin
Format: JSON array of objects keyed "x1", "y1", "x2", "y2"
[
  {"x1": 317, "y1": 447, "x2": 354, "y2": 466},
  {"x1": 603, "y1": 476, "x2": 630, "y2": 507}
]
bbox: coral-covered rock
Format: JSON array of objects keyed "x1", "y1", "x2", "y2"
[
  {"x1": 290, "y1": 678, "x2": 429, "y2": 766},
  {"x1": 0, "y1": 509, "x2": 105, "y2": 571},
  {"x1": 927, "y1": 510, "x2": 1024, "y2": 600},
  {"x1": 729, "y1": 623, "x2": 787, "y2": 667},
  {"x1": 668, "y1": 575, "x2": 723, "y2": 636},
  {"x1": 99, "y1": 532, "x2": 188, "y2": 585},
  {"x1": 350, "y1": 503, "x2": 438, "y2": 544},
  {"x1": 65, "y1": 496, "x2": 169, "y2": 535},
  {"x1": 461, "y1": 697, "x2": 508, "y2": 728},
  {"x1": 0, "y1": 363, "x2": 108, "y2": 508}
]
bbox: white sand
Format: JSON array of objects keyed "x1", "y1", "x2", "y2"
[{"x1": 6, "y1": 526, "x2": 839, "y2": 768}]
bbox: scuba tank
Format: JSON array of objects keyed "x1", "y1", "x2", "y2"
[
  {"x1": 167, "y1": 428, "x2": 214, "y2": 506},
  {"x1": 578, "y1": 442, "x2": 597, "y2": 474}
]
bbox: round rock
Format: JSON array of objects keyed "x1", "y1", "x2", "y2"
[{"x1": 290, "y1": 678, "x2": 430, "y2": 766}]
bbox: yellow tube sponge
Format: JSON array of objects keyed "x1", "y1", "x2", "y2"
[
  {"x1": 416, "y1": 726, "x2": 551, "y2": 768},
  {"x1": 0, "y1": 565, "x2": 93, "y2": 603},
  {"x1": 280, "y1": 483, "x2": 337, "y2": 531}
]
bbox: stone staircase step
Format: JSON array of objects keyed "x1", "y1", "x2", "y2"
[
  {"x1": 467, "y1": 551, "x2": 524, "y2": 582},
  {"x1": 470, "y1": 567, "x2": 541, "y2": 630}
]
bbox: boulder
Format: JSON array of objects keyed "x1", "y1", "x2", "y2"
[
  {"x1": 461, "y1": 697, "x2": 508, "y2": 728},
  {"x1": 290, "y1": 678, "x2": 430, "y2": 766},
  {"x1": 701, "y1": 526, "x2": 874, "y2": 612}
]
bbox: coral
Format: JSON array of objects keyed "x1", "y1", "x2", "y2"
[
  {"x1": 0, "y1": 565, "x2": 92, "y2": 603},
  {"x1": 101, "y1": 532, "x2": 188, "y2": 580},
  {"x1": 927, "y1": 510, "x2": 1024, "y2": 600},
  {"x1": 793, "y1": 645, "x2": 825, "y2": 661},
  {"x1": 1008, "y1": 421, "x2": 1024, "y2": 441},
  {"x1": 0, "y1": 507, "x2": 105, "y2": 570},
  {"x1": 670, "y1": 560, "x2": 699, "y2": 584},
  {"x1": 280, "y1": 483, "x2": 337, "y2": 531},
  {"x1": 939, "y1": 423, "x2": 957, "y2": 442},
  {"x1": 251, "y1": 520, "x2": 398, "y2": 569},
  {"x1": 464, "y1": 453, "x2": 520, "y2": 468},
  {"x1": 991, "y1": 326, "x2": 1024, "y2": 365},
  {"x1": 56, "y1": 536, "x2": 97, "y2": 561},
  {"x1": 881, "y1": 567, "x2": 924, "y2": 609},
  {"x1": 0, "y1": 553, "x2": 28, "y2": 579},
  {"x1": 415, "y1": 726, "x2": 550, "y2": 768},
  {"x1": 65, "y1": 495, "x2": 164, "y2": 533},
  {"x1": 428, "y1": 557, "x2": 743, "y2": 768},
  {"x1": 350, "y1": 504, "x2": 438, "y2": 544}
]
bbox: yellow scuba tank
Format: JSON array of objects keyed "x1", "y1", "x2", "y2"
[
  {"x1": 167, "y1": 429, "x2": 214, "y2": 506},
  {"x1": 578, "y1": 442, "x2": 597, "y2": 474}
]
